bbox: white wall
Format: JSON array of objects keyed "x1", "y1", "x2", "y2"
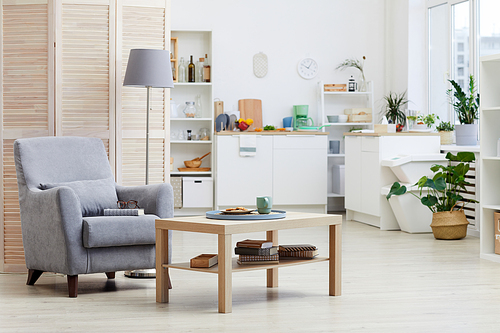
[{"x1": 171, "y1": 0, "x2": 387, "y2": 127}]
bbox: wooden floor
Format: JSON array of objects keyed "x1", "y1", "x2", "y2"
[{"x1": 2, "y1": 216, "x2": 500, "y2": 332}]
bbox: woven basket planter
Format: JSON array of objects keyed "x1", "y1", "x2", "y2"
[
  {"x1": 439, "y1": 131, "x2": 453, "y2": 145},
  {"x1": 430, "y1": 211, "x2": 469, "y2": 240}
]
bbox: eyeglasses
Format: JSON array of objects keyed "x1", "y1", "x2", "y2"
[{"x1": 117, "y1": 200, "x2": 140, "y2": 209}]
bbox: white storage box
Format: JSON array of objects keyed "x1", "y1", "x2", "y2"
[
  {"x1": 182, "y1": 177, "x2": 213, "y2": 208},
  {"x1": 332, "y1": 164, "x2": 345, "y2": 195}
]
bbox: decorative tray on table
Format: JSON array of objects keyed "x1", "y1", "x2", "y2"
[{"x1": 206, "y1": 210, "x2": 286, "y2": 220}]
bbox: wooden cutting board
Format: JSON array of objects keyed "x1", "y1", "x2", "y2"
[{"x1": 238, "y1": 99, "x2": 262, "y2": 131}]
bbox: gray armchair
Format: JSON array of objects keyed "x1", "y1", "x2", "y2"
[{"x1": 14, "y1": 136, "x2": 173, "y2": 297}]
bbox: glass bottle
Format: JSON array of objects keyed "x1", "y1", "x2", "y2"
[
  {"x1": 171, "y1": 61, "x2": 176, "y2": 82},
  {"x1": 188, "y1": 55, "x2": 195, "y2": 82},
  {"x1": 203, "y1": 53, "x2": 211, "y2": 82},
  {"x1": 178, "y1": 57, "x2": 186, "y2": 83},
  {"x1": 187, "y1": 130, "x2": 192, "y2": 141},
  {"x1": 197, "y1": 58, "x2": 205, "y2": 82},
  {"x1": 195, "y1": 94, "x2": 202, "y2": 118}
]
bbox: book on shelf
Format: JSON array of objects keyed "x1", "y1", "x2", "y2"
[
  {"x1": 235, "y1": 239, "x2": 273, "y2": 249},
  {"x1": 237, "y1": 253, "x2": 279, "y2": 265},
  {"x1": 279, "y1": 244, "x2": 318, "y2": 259},
  {"x1": 238, "y1": 254, "x2": 279, "y2": 262},
  {"x1": 234, "y1": 246, "x2": 278, "y2": 256}
]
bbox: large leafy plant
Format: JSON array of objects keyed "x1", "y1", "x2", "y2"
[
  {"x1": 448, "y1": 75, "x2": 479, "y2": 124},
  {"x1": 383, "y1": 91, "x2": 408, "y2": 127},
  {"x1": 386, "y1": 152, "x2": 477, "y2": 213}
]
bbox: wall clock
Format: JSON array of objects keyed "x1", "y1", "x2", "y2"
[{"x1": 297, "y1": 57, "x2": 318, "y2": 79}]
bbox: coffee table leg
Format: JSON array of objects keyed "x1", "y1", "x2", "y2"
[
  {"x1": 156, "y1": 228, "x2": 170, "y2": 303},
  {"x1": 266, "y1": 230, "x2": 278, "y2": 287},
  {"x1": 329, "y1": 224, "x2": 342, "y2": 296},
  {"x1": 218, "y1": 234, "x2": 232, "y2": 313}
]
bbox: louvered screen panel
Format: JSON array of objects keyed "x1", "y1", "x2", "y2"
[
  {"x1": 60, "y1": 3, "x2": 113, "y2": 161},
  {"x1": 2, "y1": 3, "x2": 50, "y2": 272},
  {"x1": 449, "y1": 160, "x2": 477, "y2": 226},
  {"x1": 119, "y1": 4, "x2": 166, "y2": 185}
]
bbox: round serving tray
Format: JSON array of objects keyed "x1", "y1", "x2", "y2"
[{"x1": 206, "y1": 210, "x2": 286, "y2": 220}]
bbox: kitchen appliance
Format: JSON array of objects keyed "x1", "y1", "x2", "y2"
[{"x1": 293, "y1": 105, "x2": 314, "y2": 130}]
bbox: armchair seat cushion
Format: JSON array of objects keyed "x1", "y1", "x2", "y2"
[{"x1": 82, "y1": 215, "x2": 158, "y2": 248}]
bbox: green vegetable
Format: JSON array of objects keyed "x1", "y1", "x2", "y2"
[{"x1": 263, "y1": 125, "x2": 276, "y2": 131}]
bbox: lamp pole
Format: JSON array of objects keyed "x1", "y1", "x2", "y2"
[{"x1": 146, "y1": 86, "x2": 151, "y2": 185}]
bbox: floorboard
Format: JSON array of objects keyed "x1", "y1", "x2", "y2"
[{"x1": 1, "y1": 215, "x2": 500, "y2": 332}]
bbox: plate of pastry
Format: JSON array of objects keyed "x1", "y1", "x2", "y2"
[{"x1": 221, "y1": 207, "x2": 255, "y2": 215}]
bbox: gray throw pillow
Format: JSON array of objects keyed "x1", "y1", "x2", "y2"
[{"x1": 40, "y1": 178, "x2": 118, "y2": 216}]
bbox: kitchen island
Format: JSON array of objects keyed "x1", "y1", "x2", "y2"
[{"x1": 344, "y1": 132, "x2": 441, "y2": 230}]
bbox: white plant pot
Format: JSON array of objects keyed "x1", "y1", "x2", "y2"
[{"x1": 455, "y1": 124, "x2": 478, "y2": 146}]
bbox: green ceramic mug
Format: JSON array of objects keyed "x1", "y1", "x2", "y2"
[{"x1": 256, "y1": 196, "x2": 272, "y2": 214}]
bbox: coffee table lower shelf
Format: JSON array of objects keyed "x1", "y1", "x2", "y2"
[{"x1": 164, "y1": 257, "x2": 329, "y2": 273}]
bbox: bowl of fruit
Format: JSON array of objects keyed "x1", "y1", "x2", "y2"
[{"x1": 236, "y1": 118, "x2": 253, "y2": 131}]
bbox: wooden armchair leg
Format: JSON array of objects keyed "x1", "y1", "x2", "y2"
[
  {"x1": 105, "y1": 272, "x2": 115, "y2": 279},
  {"x1": 67, "y1": 275, "x2": 78, "y2": 298},
  {"x1": 26, "y1": 269, "x2": 43, "y2": 285}
]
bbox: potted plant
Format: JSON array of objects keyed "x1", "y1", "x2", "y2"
[
  {"x1": 414, "y1": 113, "x2": 439, "y2": 131},
  {"x1": 383, "y1": 91, "x2": 408, "y2": 131},
  {"x1": 386, "y1": 151, "x2": 477, "y2": 240},
  {"x1": 436, "y1": 121, "x2": 455, "y2": 145},
  {"x1": 336, "y1": 56, "x2": 367, "y2": 92},
  {"x1": 448, "y1": 75, "x2": 479, "y2": 145}
]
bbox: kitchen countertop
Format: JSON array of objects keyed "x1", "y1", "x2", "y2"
[
  {"x1": 343, "y1": 132, "x2": 440, "y2": 137},
  {"x1": 216, "y1": 131, "x2": 328, "y2": 135},
  {"x1": 441, "y1": 144, "x2": 480, "y2": 153}
]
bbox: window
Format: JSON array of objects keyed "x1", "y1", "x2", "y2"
[{"x1": 427, "y1": 0, "x2": 495, "y2": 126}]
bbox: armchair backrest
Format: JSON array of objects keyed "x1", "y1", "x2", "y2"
[{"x1": 14, "y1": 136, "x2": 114, "y2": 190}]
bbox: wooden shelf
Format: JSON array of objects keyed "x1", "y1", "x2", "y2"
[
  {"x1": 324, "y1": 91, "x2": 371, "y2": 95},
  {"x1": 170, "y1": 171, "x2": 211, "y2": 176},
  {"x1": 171, "y1": 118, "x2": 212, "y2": 121},
  {"x1": 482, "y1": 106, "x2": 500, "y2": 112},
  {"x1": 171, "y1": 140, "x2": 212, "y2": 144},
  {"x1": 164, "y1": 257, "x2": 329, "y2": 274},
  {"x1": 174, "y1": 82, "x2": 212, "y2": 86},
  {"x1": 482, "y1": 204, "x2": 500, "y2": 210}
]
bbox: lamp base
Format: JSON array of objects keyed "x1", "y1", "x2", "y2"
[{"x1": 124, "y1": 268, "x2": 156, "y2": 278}]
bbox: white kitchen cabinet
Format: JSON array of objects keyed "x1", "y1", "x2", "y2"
[
  {"x1": 273, "y1": 135, "x2": 327, "y2": 205},
  {"x1": 216, "y1": 133, "x2": 327, "y2": 213},
  {"x1": 216, "y1": 135, "x2": 273, "y2": 206},
  {"x1": 345, "y1": 133, "x2": 441, "y2": 230},
  {"x1": 345, "y1": 137, "x2": 361, "y2": 211}
]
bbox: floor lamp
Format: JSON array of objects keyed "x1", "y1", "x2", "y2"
[{"x1": 123, "y1": 49, "x2": 174, "y2": 278}]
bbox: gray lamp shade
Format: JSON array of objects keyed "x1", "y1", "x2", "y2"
[{"x1": 123, "y1": 49, "x2": 174, "y2": 88}]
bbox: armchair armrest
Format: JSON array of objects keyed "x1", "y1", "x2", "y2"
[
  {"x1": 19, "y1": 186, "x2": 88, "y2": 275},
  {"x1": 115, "y1": 183, "x2": 174, "y2": 219}
]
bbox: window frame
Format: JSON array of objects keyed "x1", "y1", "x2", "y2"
[{"x1": 426, "y1": 0, "x2": 478, "y2": 124}]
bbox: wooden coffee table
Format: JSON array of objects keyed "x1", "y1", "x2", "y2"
[{"x1": 155, "y1": 212, "x2": 342, "y2": 313}]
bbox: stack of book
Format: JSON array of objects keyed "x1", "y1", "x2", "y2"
[
  {"x1": 235, "y1": 239, "x2": 279, "y2": 265},
  {"x1": 278, "y1": 244, "x2": 318, "y2": 259}
]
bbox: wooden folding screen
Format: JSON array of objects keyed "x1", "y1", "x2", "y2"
[{"x1": 0, "y1": 0, "x2": 170, "y2": 272}]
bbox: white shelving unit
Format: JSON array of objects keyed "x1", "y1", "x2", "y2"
[
  {"x1": 318, "y1": 81, "x2": 374, "y2": 211},
  {"x1": 170, "y1": 30, "x2": 214, "y2": 215},
  {"x1": 479, "y1": 53, "x2": 500, "y2": 263}
]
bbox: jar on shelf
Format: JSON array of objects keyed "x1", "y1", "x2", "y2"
[
  {"x1": 199, "y1": 128, "x2": 209, "y2": 141},
  {"x1": 182, "y1": 102, "x2": 198, "y2": 118},
  {"x1": 195, "y1": 95, "x2": 202, "y2": 117}
]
